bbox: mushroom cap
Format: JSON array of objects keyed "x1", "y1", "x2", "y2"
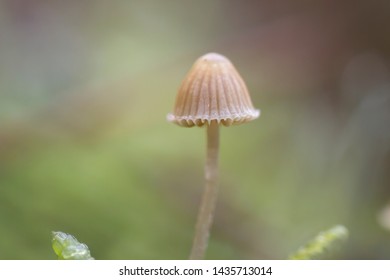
[{"x1": 167, "y1": 53, "x2": 260, "y2": 127}]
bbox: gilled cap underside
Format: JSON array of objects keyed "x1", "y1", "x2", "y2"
[{"x1": 167, "y1": 110, "x2": 260, "y2": 127}]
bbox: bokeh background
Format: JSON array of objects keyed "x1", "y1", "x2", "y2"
[{"x1": 1, "y1": 0, "x2": 390, "y2": 259}]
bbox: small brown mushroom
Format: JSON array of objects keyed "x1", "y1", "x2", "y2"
[{"x1": 168, "y1": 52, "x2": 259, "y2": 259}]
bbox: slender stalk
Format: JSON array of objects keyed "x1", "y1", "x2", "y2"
[{"x1": 189, "y1": 120, "x2": 220, "y2": 259}]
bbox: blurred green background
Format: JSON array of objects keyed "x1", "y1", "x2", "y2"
[{"x1": 1, "y1": 0, "x2": 390, "y2": 259}]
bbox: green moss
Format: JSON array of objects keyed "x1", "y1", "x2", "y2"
[{"x1": 289, "y1": 225, "x2": 348, "y2": 260}]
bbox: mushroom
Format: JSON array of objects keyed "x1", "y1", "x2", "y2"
[{"x1": 167, "y1": 52, "x2": 260, "y2": 259}]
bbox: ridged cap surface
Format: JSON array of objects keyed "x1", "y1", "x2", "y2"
[{"x1": 167, "y1": 53, "x2": 260, "y2": 127}]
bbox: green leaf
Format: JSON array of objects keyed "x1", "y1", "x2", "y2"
[{"x1": 52, "y1": 231, "x2": 94, "y2": 260}]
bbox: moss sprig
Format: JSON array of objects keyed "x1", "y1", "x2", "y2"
[{"x1": 289, "y1": 225, "x2": 348, "y2": 260}]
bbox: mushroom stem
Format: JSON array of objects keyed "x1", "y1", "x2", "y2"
[{"x1": 189, "y1": 120, "x2": 220, "y2": 260}]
